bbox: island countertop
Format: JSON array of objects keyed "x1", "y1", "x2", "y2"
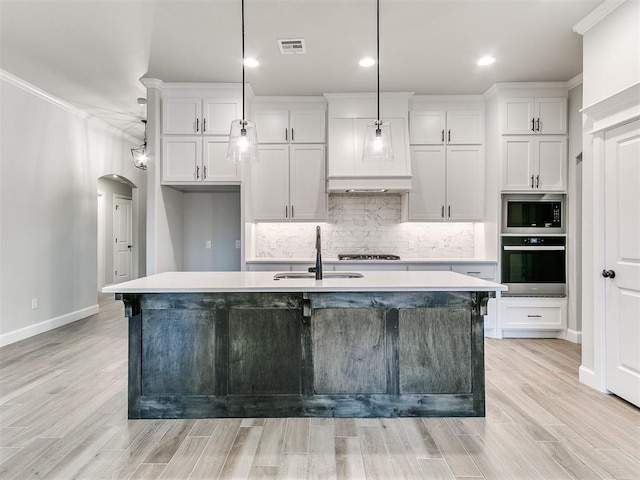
[{"x1": 102, "y1": 270, "x2": 507, "y2": 294}]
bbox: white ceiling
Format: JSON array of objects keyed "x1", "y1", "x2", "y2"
[{"x1": 0, "y1": 0, "x2": 600, "y2": 141}]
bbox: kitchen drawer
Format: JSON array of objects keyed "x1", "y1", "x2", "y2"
[
  {"x1": 334, "y1": 263, "x2": 407, "y2": 271},
  {"x1": 246, "y1": 263, "x2": 296, "y2": 272},
  {"x1": 500, "y1": 297, "x2": 567, "y2": 330},
  {"x1": 406, "y1": 264, "x2": 451, "y2": 271},
  {"x1": 451, "y1": 263, "x2": 496, "y2": 280}
]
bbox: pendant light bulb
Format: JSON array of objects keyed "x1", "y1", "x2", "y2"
[
  {"x1": 363, "y1": 0, "x2": 393, "y2": 163},
  {"x1": 227, "y1": 0, "x2": 259, "y2": 164}
]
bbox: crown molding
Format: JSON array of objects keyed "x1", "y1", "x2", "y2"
[
  {"x1": 581, "y1": 82, "x2": 640, "y2": 133},
  {"x1": 566, "y1": 73, "x2": 584, "y2": 90},
  {"x1": 572, "y1": 0, "x2": 626, "y2": 35},
  {"x1": 1, "y1": 69, "x2": 139, "y2": 144}
]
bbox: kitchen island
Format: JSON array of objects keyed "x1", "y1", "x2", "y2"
[{"x1": 103, "y1": 271, "x2": 506, "y2": 419}]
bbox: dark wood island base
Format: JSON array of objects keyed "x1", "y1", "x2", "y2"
[{"x1": 119, "y1": 290, "x2": 491, "y2": 419}]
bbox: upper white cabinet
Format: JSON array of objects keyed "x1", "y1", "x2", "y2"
[
  {"x1": 254, "y1": 108, "x2": 326, "y2": 144},
  {"x1": 502, "y1": 136, "x2": 567, "y2": 192},
  {"x1": 410, "y1": 110, "x2": 483, "y2": 145},
  {"x1": 408, "y1": 145, "x2": 484, "y2": 221},
  {"x1": 162, "y1": 137, "x2": 239, "y2": 184},
  {"x1": 502, "y1": 97, "x2": 567, "y2": 135},
  {"x1": 252, "y1": 144, "x2": 327, "y2": 221},
  {"x1": 162, "y1": 98, "x2": 239, "y2": 135}
]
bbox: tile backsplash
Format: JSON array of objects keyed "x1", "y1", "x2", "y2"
[{"x1": 253, "y1": 194, "x2": 475, "y2": 259}]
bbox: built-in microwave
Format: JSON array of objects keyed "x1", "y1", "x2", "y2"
[{"x1": 502, "y1": 194, "x2": 565, "y2": 234}]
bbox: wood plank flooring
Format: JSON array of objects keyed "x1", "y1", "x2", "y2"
[{"x1": 0, "y1": 293, "x2": 638, "y2": 479}]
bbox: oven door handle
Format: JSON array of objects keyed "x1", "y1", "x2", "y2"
[{"x1": 503, "y1": 246, "x2": 565, "y2": 251}]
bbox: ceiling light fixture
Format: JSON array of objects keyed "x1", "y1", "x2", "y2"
[
  {"x1": 477, "y1": 55, "x2": 496, "y2": 66},
  {"x1": 362, "y1": 0, "x2": 393, "y2": 163},
  {"x1": 359, "y1": 57, "x2": 375, "y2": 67},
  {"x1": 227, "y1": 0, "x2": 259, "y2": 164},
  {"x1": 130, "y1": 119, "x2": 148, "y2": 170}
]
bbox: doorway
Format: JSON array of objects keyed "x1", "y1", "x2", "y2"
[{"x1": 97, "y1": 175, "x2": 136, "y2": 288}]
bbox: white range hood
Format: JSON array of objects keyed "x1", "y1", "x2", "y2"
[{"x1": 324, "y1": 93, "x2": 413, "y2": 193}]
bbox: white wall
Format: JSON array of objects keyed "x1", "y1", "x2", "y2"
[
  {"x1": 578, "y1": 0, "x2": 640, "y2": 390},
  {"x1": 0, "y1": 71, "x2": 147, "y2": 345},
  {"x1": 582, "y1": 0, "x2": 640, "y2": 107}
]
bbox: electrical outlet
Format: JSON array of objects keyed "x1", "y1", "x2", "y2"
[
  {"x1": 408, "y1": 241, "x2": 415, "y2": 250},
  {"x1": 205, "y1": 240, "x2": 212, "y2": 249},
  {"x1": 270, "y1": 241, "x2": 277, "y2": 250},
  {"x1": 31, "y1": 298, "x2": 38, "y2": 309},
  {"x1": 235, "y1": 240, "x2": 241, "y2": 249}
]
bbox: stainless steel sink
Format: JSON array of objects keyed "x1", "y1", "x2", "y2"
[{"x1": 273, "y1": 272, "x2": 364, "y2": 280}]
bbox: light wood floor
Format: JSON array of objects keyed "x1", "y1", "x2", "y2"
[{"x1": 0, "y1": 294, "x2": 638, "y2": 480}]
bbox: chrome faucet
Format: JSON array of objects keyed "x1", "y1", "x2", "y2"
[{"x1": 314, "y1": 225, "x2": 323, "y2": 280}]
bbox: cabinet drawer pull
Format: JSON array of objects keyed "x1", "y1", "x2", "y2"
[
  {"x1": 531, "y1": 118, "x2": 535, "y2": 132},
  {"x1": 527, "y1": 314, "x2": 542, "y2": 318},
  {"x1": 467, "y1": 271, "x2": 481, "y2": 275},
  {"x1": 196, "y1": 118, "x2": 200, "y2": 133}
]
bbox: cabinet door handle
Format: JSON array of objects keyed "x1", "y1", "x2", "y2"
[
  {"x1": 531, "y1": 175, "x2": 534, "y2": 189},
  {"x1": 448, "y1": 205, "x2": 451, "y2": 218},
  {"x1": 535, "y1": 118, "x2": 540, "y2": 132},
  {"x1": 203, "y1": 118, "x2": 207, "y2": 133},
  {"x1": 291, "y1": 128, "x2": 294, "y2": 143},
  {"x1": 285, "y1": 128, "x2": 288, "y2": 142},
  {"x1": 527, "y1": 314, "x2": 542, "y2": 318},
  {"x1": 448, "y1": 129, "x2": 451, "y2": 143},
  {"x1": 536, "y1": 174, "x2": 539, "y2": 188},
  {"x1": 196, "y1": 118, "x2": 200, "y2": 133},
  {"x1": 531, "y1": 118, "x2": 535, "y2": 132},
  {"x1": 291, "y1": 205, "x2": 294, "y2": 218},
  {"x1": 196, "y1": 165, "x2": 200, "y2": 179},
  {"x1": 285, "y1": 205, "x2": 288, "y2": 218},
  {"x1": 441, "y1": 205, "x2": 445, "y2": 218},
  {"x1": 203, "y1": 165, "x2": 207, "y2": 179},
  {"x1": 441, "y1": 129, "x2": 445, "y2": 143}
]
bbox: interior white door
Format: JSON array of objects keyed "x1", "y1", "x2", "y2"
[
  {"x1": 113, "y1": 196, "x2": 133, "y2": 284},
  {"x1": 604, "y1": 119, "x2": 640, "y2": 407}
]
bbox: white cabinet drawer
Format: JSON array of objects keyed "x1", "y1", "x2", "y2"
[
  {"x1": 500, "y1": 298, "x2": 567, "y2": 330},
  {"x1": 451, "y1": 264, "x2": 496, "y2": 280}
]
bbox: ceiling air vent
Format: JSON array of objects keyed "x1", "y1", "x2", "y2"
[{"x1": 278, "y1": 38, "x2": 306, "y2": 55}]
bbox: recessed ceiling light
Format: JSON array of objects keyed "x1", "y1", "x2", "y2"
[
  {"x1": 359, "y1": 57, "x2": 375, "y2": 67},
  {"x1": 477, "y1": 56, "x2": 496, "y2": 66},
  {"x1": 243, "y1": 57, "x2": 259, "y2": 68}
]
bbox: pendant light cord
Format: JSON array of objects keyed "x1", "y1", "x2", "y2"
[
  {"x1": 376, "y1": 0, "x2": 380, "y2": 126},
  {"x1": 241, "y1": 0, "x2": 246, "y2": 123}
]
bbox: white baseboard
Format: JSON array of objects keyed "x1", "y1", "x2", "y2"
[
  {"x1": 579, "y1": 365, "x2": 607, "y2": 393},
  {"x1": 500, "y1": 329, "x2": 564, "y2": 339},
  {"x1": 0, "y1": 305, "x2": 99, "y2": 347},
  {"x1": 565, "y1": 329, "x2": 582, "y2": 344}
]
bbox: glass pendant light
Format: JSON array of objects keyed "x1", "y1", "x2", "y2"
[
  {"x1": 362, "y1": 0, "x2": 393, "y2": 163},
  {"x1": 227, "y1": 0, "x2": 259, "y2": 164},
  {"x1": 131, "y1": 119, "x2": 148, "y2": 170}
]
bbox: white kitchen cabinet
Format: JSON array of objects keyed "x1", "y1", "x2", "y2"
[
  {"x1": 254, "y1": 108, "x2": 325, "y2": 144},
  {"x1": 252, "y1": 144, "x2": 326, "y2": 221},
  {"x1": 408, "y1": 145, "x2": 484, "y2": 221},
  {"x1": 502, "y1": 97, "x2": 567, "y2": 135},
  {"x1": 410, "y1": 110, "x2": 483, "y2": 145},
  {"x1": 500, "y1": 297, "x2": 567, "y2": 333},
  {"x1": 162, "y1": 136, "x2": 239, "y2": 184},
  {"x1": 162, "y1": 98, "x2": 239, "y2": 135},
  {"x1": 502, "y1": 136, "x2": 566, "y2": 192}
]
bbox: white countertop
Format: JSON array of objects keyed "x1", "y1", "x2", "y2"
[
  {"x1": 102, "y1": 271, "x2": 507, "y2": 294},
  {"x1": 245, "y1": 258, "x2": 496, "y2": 264}
]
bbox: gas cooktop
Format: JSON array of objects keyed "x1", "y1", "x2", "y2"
[{"x1": 338, "y1": 254, "x2": 401, "y2": 261}]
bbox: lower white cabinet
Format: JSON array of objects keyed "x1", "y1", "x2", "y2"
[
  {"x1": 162, "y1": 136, "x2": 240, "y2": 184},
  {"x1": 500, "y1": 297, "x2": 567, "y2": 332},
  {"x1": 408, "y1": 145, "x2": 484, "y2": 221},
  {"x1": 252, "y1": 144, "x2": 326, "y2": 221}
]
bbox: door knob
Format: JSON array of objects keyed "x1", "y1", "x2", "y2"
[{"x1": 602, "y1": 269, "x2": 616, "y2": 278}]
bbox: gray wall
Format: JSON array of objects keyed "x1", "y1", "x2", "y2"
[
  {"x1": 0, "y1": 73, "x2": 147, "y2": 343},
  {"x1": 183, "y1": 190, "x2": 241, "y2": 271}
]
